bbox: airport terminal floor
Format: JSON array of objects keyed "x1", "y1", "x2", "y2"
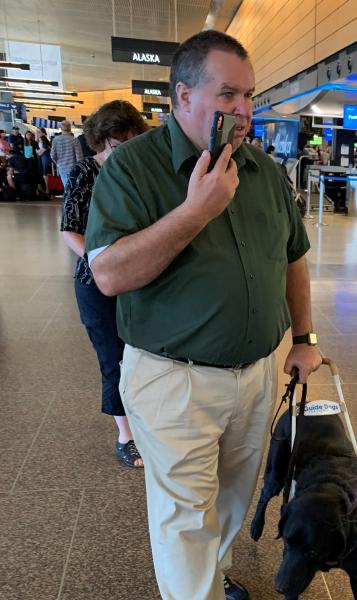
[{"x1": 0, "y1": 198, "x2": 357, "y2": 600}]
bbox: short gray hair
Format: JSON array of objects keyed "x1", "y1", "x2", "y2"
[
  {"x1": 170, "y1": 30, "x2": 249, "y2": 108},
  {"x1": 60, "y1": 120, "x2": 72, "y2": 132}
]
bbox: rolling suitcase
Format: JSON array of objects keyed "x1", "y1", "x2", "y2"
[{"x1": 47, "y1": 173, "x2": 64, "y2": 195}]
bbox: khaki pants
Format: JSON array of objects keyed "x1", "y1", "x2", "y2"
[{"x1": 120, "y1": 346, "x2": 277, "y2": 600}]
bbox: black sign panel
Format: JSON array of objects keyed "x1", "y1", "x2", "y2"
[
  {"x1": 143, "y1": 102, "x2": 170, "y2": 114},
  {"x1": 112, "y1": 37, "x2": 179, "y2": 67},
  {"x1": 141, "y1": 112, "x2": 153, "y2": 120},
  {"x1": 0, "y1": 102, "x2": 17, "y2": 110},
  {"x1": 132, "y1": 80, "x2": 170, "y2": 97}
]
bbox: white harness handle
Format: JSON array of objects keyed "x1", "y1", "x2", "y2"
[{"x1": 289, "y1": 357, "x2": 357, "y2": 501}]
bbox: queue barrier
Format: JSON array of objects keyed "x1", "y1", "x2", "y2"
[{"x1": 306, "y1": 172, "x2": 357, "y2": 226}]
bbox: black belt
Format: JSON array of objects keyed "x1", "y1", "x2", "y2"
[{"x1": 161, "y1": 354, "x2": 253, "y2": 370}]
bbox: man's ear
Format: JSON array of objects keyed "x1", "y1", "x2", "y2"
[{"x1": 175, "y1": 82, "x2": 192, "y2": 113}]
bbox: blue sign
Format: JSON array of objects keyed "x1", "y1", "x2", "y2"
[
  {"x1": 263, "y1": 121, "x2": 298, "y2": 158},
  {"x1": 343, "y1": 105, "x2": 357, "y2": 129},
  {"x1": 254, "y1": 124, "x2": 264, "y2": 137},
  {"x1": 0, "y1": 102, "x2": 17, "y2": 110},
  {"x1": 323, "y1": 128, "x2": 333, "y2": 141}
]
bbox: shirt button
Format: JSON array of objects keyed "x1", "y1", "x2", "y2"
[
  {"x1": 251, "y1": 308, "x2": 257, "y2": 314},
  {"x1": 249, "y1": 273, "x2": 255, "y2": 279},
  {"x1": 240, "y1": 241, "x2": 246, "y2": 247},
  {"x1": 230, "y1": 208, "x2": 235, "y2": 214},
  {"x1": 248, "y1": 339, "x2": 253, "y2": 344}
]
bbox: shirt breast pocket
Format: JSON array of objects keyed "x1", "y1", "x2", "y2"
[{"x1": 256, "y1": 211, "x2": 288, "y2": 262}]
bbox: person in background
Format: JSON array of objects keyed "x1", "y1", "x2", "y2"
[
  {"x1": 320, "y1": 145, "x2": 331, "y2": 166},
  {"x1": 266, "y1": 144, "x2": 275, "y2": 156},
  {"x1": 9, "y1": 126, "x2": 24, "y2": 154},
  {"x1": 7, "y1": 149, "x2": 37, "y2": 200},
  {"x1": 250, "y1": 136, "x2": 262, "y2": 148},
  {"x1": 85, "y1": 30, "x2": 321, "y2": 600},
  {"x1": 24, "y1": 131, "x2": 38, "y2": 159},
  {"x1": 0, "y1": 130, "x2": 11, "y2": 157},
  {"x1": 51, "y1": 120, "x2": 83, "y2": 187},
  {"x1": 36, "y1": 135, "x2": 52, "y2": 195},
  {"x1": 61, "y1": 100, "x2": 147, "y2": 468},
  {"x1": 35, "y1": 127, "x2": 48, "y2": 142}
]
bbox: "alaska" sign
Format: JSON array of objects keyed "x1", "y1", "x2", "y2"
[
  {"x1": 132, "y1": 80, "x2": 170, "y2": 97},
  {"x1": 112, "y1": 37, "x2": 179, "y2": 67},
  {"x1": 143, "y1": 102, "x2": 170, "y2": 114}
]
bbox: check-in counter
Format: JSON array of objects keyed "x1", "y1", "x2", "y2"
[
  {"x1": 346, "y1": 168, "x2": 357, "y2": 217},
  {"x1": 307, "y1": 166, "x2": 357, "y2": 217}
]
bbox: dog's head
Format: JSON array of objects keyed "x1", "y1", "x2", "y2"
[{"x1": 275, "y1": 484, "x2": 353, "y2": 597}]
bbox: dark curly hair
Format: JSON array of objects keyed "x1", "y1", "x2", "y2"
[{"x1": 83, "y1": 100, "x2": 148, "y2": 152}]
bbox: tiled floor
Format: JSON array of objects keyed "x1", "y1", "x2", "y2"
[{"x1": 0, "y1": 200, "x2": 356, "y2": 600}]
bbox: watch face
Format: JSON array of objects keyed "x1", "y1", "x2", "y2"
[{"x1": 308, "y1": 333, "x2": 317, "y2": 345}]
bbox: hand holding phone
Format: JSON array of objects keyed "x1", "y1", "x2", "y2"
[
  {"x1": 208, "y1": 112, "x2": 236, "y2": 171},
  {"x1": 185, "y1": 143, "x2": 239, "y2": 224}
]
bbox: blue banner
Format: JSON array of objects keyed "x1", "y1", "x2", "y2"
[{"x1": 263, "y1": 121, "x2": 298, "y2": 158}]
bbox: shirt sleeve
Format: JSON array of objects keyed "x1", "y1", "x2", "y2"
[
  {"x1": 50, "y1": 139, "x2": 57, "y2": 163},
  {"x1": 280, "y1": 172, "x2": 311, "y2": 263},
  {"x1": 85, "y1": 149, "x2": 151, "y2": 253},
  {"x1": 60, "y1": 163, "x2": 91, "y2": 233}
]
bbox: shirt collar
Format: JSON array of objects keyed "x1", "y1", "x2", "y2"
[
  {"x1": 168, "y1": 113, "x2": 200, "y2": 174},
  {"x1": 168, "y1": 112, "x2": 259, "y2": 174},
  {"x1": 233, "y1": 142, "x2": 259, "y2": 171}
]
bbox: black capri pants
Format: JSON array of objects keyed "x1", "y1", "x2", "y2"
[{"x1": 75, "y1": 277, "x2": 126, "y2": 416}]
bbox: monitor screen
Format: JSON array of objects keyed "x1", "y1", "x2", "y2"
[
  {"x1": 263, "y1": 121, "x2": 298, "y2": 158},
  {"x1": 254, "y1": 124, "x2": 264, "y2": 137},
  {"x1": 343, "y1": 105, "x2": 357, "y2": 129}
]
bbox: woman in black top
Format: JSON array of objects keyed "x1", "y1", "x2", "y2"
[
  {"x1": 61, "y1": 100, "x2": 147, "y2": 467},
  {"x1": 36, "y1": 135, "x2": 52, "y2": 194}
]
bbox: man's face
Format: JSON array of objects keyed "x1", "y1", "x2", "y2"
[
  {"x1": 178, "y1": 50, "x2": 255, "y2": 152},
  {"x1": 12, "y1": 129, "x2": 19, "y2": 136}
]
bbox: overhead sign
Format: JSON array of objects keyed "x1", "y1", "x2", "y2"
[
  {"x1": 0, "y1": 102, "x2": 17, "y2": 110},
  {"x1": 263, "y1": 121, "x2": 298, "y2": 158},
  {"x1": 143, "y1": 102, "x2": 170, "y2": 114},
  {"x1": 112, "y1": 37, "x2": 179, "y2": 67},
  {"x1": 140, "y1": 112, "x2": 153, "y2": 120},
  {"x1": 132, "y1": 80, "x2": 170, "y2": 97},
  {"x1": 343, "y1": 104, "x2": 357, "y2": 129},
  {"x1": 32, "y1": 116, "x2": 67, "y2": 129}
]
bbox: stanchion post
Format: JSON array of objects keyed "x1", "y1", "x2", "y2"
[
  {"x1": 315, "y1": 173, "x2": 327, "y2": 227},
  {"x1": 306, "y1": 170, "x2": 311, "y2": 218}
]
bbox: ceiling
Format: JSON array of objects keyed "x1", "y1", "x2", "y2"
[
  {"x1": 0, "y1": 0, "x2": 241, "y2": 92},
  {"x1": 253, "y1": 79, "x2": 357, "y2": 122}
]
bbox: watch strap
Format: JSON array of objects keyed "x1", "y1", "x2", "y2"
[{"x1": 292, "y1": 333, "x2": 317, "y2": 345}]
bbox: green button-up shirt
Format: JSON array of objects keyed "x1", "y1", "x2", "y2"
[{"x1": 86, "y1": 114, "x2": 310, "y2": 365}]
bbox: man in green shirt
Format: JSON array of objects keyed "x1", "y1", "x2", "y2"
[{"x1": 86, "y1": 30, "x2": 322, "y2": 600}]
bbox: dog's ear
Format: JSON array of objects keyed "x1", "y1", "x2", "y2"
[
  {"x1": 276, "y1": 504, "x2": 288, "y2": 539},
  {"x1": 331, "y1": 528, "x2": 347, "y2": 560}
]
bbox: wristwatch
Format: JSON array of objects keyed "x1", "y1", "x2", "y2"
[{"x1": 292, "y1": 333, "x2": 318, "y2": 346}]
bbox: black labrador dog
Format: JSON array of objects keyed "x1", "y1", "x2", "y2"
[{"x1": 250, "y1": 408, "x2": 357, "y2": 599}]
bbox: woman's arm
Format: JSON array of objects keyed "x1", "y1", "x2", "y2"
[
  {"x1": 62, "y1": 231, "x2": 85, "y2": 258},
  {"x1": 61, "y1": 164, "x2": 91, "y2": 256}
]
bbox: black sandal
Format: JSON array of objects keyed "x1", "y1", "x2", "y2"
[
  {"x1": 115, "y1": 440, "x2": 143, "y2": 468},
  {"x1": 223, "y1": 575, "x2": 250, "y2": 600}
]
